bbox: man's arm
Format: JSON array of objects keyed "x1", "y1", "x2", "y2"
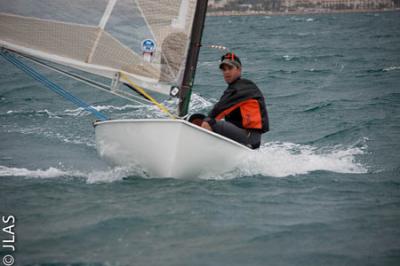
[
  {"x1": 208, "y1": 87, "x2": 238, "y2": 118},
  {"x1": 202, "y1": 86, "x2": 238, "y2": 131}
]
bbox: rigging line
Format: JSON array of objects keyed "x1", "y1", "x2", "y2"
[
  {"x1": 124, "y1": 82, "x2": 148, "y2": 99},
  {"x1": 119, "y1": 72, "x2": 176, "y2": 119},
  {"x1": 18, "y1": 52, "x2": 152, "y2": 104},
  {"x1": 4, "y1": 54, "x2": 84, "y2": 107},
  {"x1": 3, "y1": 52, "x2": 107, "y2": 120},
  {"x1": 16, "y1": 52, "x2": 153, "y2": 106},
  {"x1": 4, "y1": 53, "x2": 109, "y2": 121},
  {"x1": 0, "y1": 50, "x2": 109, "y2": 121},
  {"x1": 12, "y1": 51, "x2": 173, "y2": 117}
]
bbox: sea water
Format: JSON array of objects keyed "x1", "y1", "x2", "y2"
[{"x1": 1, "y1": 12, "x2": 399, "y2": 265}]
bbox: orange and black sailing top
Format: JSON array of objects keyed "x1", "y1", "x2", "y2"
[{"x1": 208, "y1": 77, "x2": 269, "y2": 133}]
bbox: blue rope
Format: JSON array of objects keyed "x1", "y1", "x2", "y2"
[{"x1": 0, "y1": 50, "x2": 109, "y2": 121}]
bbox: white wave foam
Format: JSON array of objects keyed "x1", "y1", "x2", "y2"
[
  {"x1": 0, "y1": 166, "x2": 83, "y2": 179},
  {"x1": 283, "y1": 55, "x2": 295, "y2": 61},
  {"x1": 198, "y1": 61, "x2": 217, "y2": 67},
  {"x1": 65, "y1": 102, "x2": 175, "y2": 119},
  {"x1": 4, "y1": 126, "x2": 95, "y2": 147},
  {"x1": 38, "y1": 109, "x2": 61, "y2": 118},
  {"x1": 0, "y1": 142, "x2": 368, "y2": 182},
  {"x1": 4, "y1": 109, "x2": 61, "y2": 118},
  {"x1": 383, "y1": 66, "x2": 400, "y2": 72},
  {"x1": 0, "y1": 165, "x2": 142, "y2": 184},
  {"x1": 54, "y1": 132, "x2": 95, "y2": 147},
  {"x1": 64, "y1": 104, "x2": 143, "y2": 117},
  {"x1": 205, "y1": 142, "x2": 367, "y2": 180},
  {"x1": 85, "y1": 166, "x2": 146, "y2": 184},
  {"x1": 289, "y1": 17, "x2": 315, "y2": 23},
  {"x1": 62, "y1": 94, "x2": 213, "y2": 119},
  {"x1": 283, "y1": 55, "x2": 291, "y2": 60},
  {"x1": 190, "y1": 93, "x2": 214, "y2": 112}
]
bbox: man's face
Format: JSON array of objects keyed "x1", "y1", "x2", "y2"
[{"x1": 221, "y1": 64, "x2": 241, "y2": 84}]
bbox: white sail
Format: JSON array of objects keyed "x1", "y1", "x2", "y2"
[{"x1": 0, "y1": 0, "x2": 198, "y2": 95}]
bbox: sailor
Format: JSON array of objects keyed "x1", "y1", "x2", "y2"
[{"x1": 201, "y1": 52, "x2": 269, "y2": 149}]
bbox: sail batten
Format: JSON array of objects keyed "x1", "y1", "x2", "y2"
[
  {"x1": 0, "y1": 0, "x2": 200, "y2": 96},
  {"x1": 98, "y1": 0, "x2": 118, "y2": 30}
]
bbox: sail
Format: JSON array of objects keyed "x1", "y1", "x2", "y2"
[{"x1": 0, "y1": 0, "x2": 199, "y2": 95}]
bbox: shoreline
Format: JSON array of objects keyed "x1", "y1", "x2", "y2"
[{"x1": 206, "y1": 8, "x2": 400, "y2": 17}]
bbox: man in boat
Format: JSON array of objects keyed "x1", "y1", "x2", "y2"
[{"x1": 200, "y1": 52, "x2": 269, "y2": 149}]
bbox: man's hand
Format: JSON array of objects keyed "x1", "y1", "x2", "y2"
[{"x1": 201, "y1": 121, "x2": 212, "y2": 131}]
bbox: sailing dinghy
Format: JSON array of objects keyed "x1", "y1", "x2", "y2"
[{"x1": 0, "y1": 0, "x2": 252, "y2": 178}]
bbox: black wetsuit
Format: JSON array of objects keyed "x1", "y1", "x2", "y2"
[{"x1": 205, "y1": 77, "x2": 269, "y2": 149}]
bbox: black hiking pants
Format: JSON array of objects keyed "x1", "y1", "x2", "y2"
[{"x1": 211, "y1": 120, "x2": 261, "y2": 149}]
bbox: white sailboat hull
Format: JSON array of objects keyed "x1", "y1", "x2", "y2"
[{"x1": 94, "y1": 119, "x2": 252, "y2": 178}]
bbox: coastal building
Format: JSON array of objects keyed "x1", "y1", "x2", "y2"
[
  {"x1": 283, "y1": 0, "x2": 394, "y2": 11},
  {"x1": 208, "y1": 0, "x2": 231, "y2": 9}
]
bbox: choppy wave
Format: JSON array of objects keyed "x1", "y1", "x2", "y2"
[
  {"x1": 306, "y1": 68, "x2": 331, "y2": 73},
  {"x1": 1, "y1": 104, "x2": 164, "y2": 120},
  {"x1": 64, "y1": 104, "x2": 155, "y2": 119},
  {"x1": 207, "y1": 141, "x2": 367, "y2": 180},
  {"x1": 0, "y1": 140, "x2": 368, "y2": 183},
  {"x1": 0, "y1": 165, "x2": 143, "y2": 184},
  {"x1": 281, "y1": 54, "x2": 343, "y2": 62},
  {"x1": 4, "y1": 126, "x2": 95, "y2": 147},
  {"x1": 198, "y1": 61, "x2": 218, "y2": 68},
  {"x1": 2, "y1": 105, "x2": 144, "y2": 118},
  {"x1": 283, "y1": 55, "x2": 296, "y2": 61},
  {"x1": 366, "y1": 66, "x2": 400, "y2": 73},
  {"x1": 373, "y1": 34, "x2": 394, "y2": 39},
  {"x1": 189, "y1": 93, "x2": 214, "y2": 112},
  {"x1": 2, "y1": 109, "x2": 61, "y2": 118},
  {"x1": 289, "y1": 17, "x2": 316, "y2": 22},
  {"x1": 383, "y1": 66, "x2": 400, "y2": 72},
  {"x1": 303, "y1": 102, "x2": 333, "y2": 112},
  {"x1": 2, "y1": 94, "x2": 214, "y2": 120},
  {"x1": 64, "y1": 104, "x2": 142, "y2": 116},
  {"x1": 62, "y1": 93, "x2": 213, "y2": 119},
  {"x1": 0, "y1": 166, "x2": 82, "y2": 179},
  {"x1": 272, "y1": 92, "x2": 306, "y2": 100},
  {"x1": 273, "y1": 69, "x2": 299, "y2": 75}
]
